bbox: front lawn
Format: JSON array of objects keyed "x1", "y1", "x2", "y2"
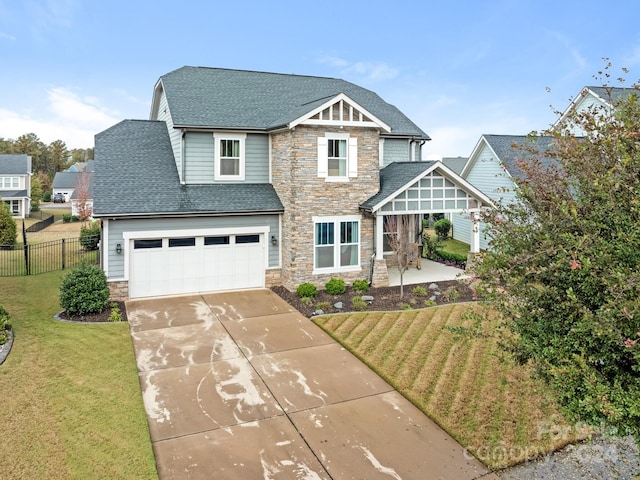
[
  {"x1": 314, "y1": 304, "x2": 588, "y2": 470},
  {"x1": 0, "y1": 272, "x2": 157, "y2": 479}
]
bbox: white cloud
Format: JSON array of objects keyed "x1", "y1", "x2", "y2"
[
  {"x1": 317, "y1": 56, "x2": 399, "y2": 82},
  {"x1": 554, "y1": 32, "x2": 587, "y2": 69},
  {"x1": 0, "y1": 31, "x2": 15, "y2": 40},
  {"x1": 0, "y1": 87, "x2": 119, "y2": 148}
]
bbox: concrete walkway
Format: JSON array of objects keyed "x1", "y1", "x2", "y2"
[
  {"x1": 388, "y1": 258, "x2": 469, "y2": 286},
  {"x1": 127, "y1": 289, "x2": 497, "y2": 479}
]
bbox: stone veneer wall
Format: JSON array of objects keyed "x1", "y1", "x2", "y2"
[
  {"x1": 271, "y1": 125, "x2": 379, "y2": 291},
  {"x1": 108, "y1": 281, "x2": 129, "y2": 301},
  {"x1": 264, "y1": 268, "x2": 282, "y2": 288}
]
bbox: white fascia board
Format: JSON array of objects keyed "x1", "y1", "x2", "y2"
[
  {"x1": 288, "y1": 93, "x2": 392, "y2": 132},
  {"x1": 149, "y1": 79, "x2": 164, "y2": 120},
  {"x1": 460, "y1": 135, "x2": 489, "y2": 177}
]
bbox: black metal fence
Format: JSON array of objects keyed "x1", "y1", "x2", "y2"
[
  {"x1": 25, "y1": 214, "x2": 55, "y2": 233},
  {"x1": 0, "y1": 235, "x2": 99, "y2": 277}
]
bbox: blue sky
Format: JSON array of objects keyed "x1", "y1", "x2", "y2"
[{"x1": 1, "y1": 0, "x2": 639, "y2": 160}]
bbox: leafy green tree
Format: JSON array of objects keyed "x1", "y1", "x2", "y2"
[
  {"x1": 0, "y1": 137, "x2": 13, "y2": 154},
  {"x1": 48, "y1": 140, "x2": 69, "y2": 173},
  {"x1": 473, "y1": 68, "x2": 640, "y2": 439},
  {"x1": 12, "y1": 133, "x2": 46, "y2": 172},
  {"x1": 30, "y1": 175, "x2": 43, "y2": 211},
  {"x1": 0, "y1": 201, "x2": 17, "y2": 247}
]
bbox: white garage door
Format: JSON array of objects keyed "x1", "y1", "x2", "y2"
[{"x1": 129, "y1": 233, "x2": 265, "y2": 298}]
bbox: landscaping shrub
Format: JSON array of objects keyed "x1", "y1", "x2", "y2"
[
  {"x1": 352, "y1": 279, "x2": 369, "y2": 293},
  {"x1": 59, "y1": 263, "x2": 110, "y2": 315},
  {"x1": 412, "y1": 285, "x2": 428, "y2": 297},
  {"x1": 108, "y1": 302, "x2": 123, "y2": 322},
  {"x1": 325, "y1": 278, "x2": 346, "y2": 295},
  {"x1": 315, "y1": 301, "x2": 331, "y2": 311},
  {"x1": 63, "y1": 214, "x2": 72, "y2": 223},
  {"x1": 351, "y1": 296, "x2": 368, "y2": 311},
  {"x1": 0, "y1": 202, "x2": 17, "y2": 247},
  {"x1": 0, "y1": 305, "x2": 12, "y2": 345},
  {"x1": 80, "y1": 222, "x2": 101, "y2": 251},
  {"x1": 434, "y1": 218, "x2": 452, "y2": 240},
  {"x1": 434, "y1": 250, "x2": 467, "y2": 268},
  {"x1": 71, "y1": 215, "x2": 80, "y2": 222},
  {"x1": 296, "y1": 282, "x2": 318, "y2": 298},
  {"x1": 43, "y1": 192, "x2": 51, "y2": 202},
  {"x1": 421, "y1": 233, "x2": 442, "y2": 258}
]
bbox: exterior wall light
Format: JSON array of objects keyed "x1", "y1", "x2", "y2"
[
  {"x1": 271, "y1": 235, "x2": 278, "y2": 246},
  {"x1": 115, "y1": 243, "x2": 123, "y2": 254}
]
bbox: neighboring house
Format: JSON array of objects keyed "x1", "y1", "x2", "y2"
[
  {"x1": 451, "y1": 135, "x2": 554, "y2": 250},
  {"x1": 0, "y1": 154, "x2": 32, "y2": 218},
  {"x1": 441, "y1": 157, "x2": 468, "y2": 175},
  {"x1": 449, "y1": 85, "x2": 635, "y2": 249},
  {"x1": 53, "y1": 160, "x2": 95, "y2": 204},
  {"x1": 93, "y1": 66, "x2": 492, "y2": 300}
]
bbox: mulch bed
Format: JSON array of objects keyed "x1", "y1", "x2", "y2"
[
  {"x1": 272, "y1": 279, "x2": 479, "y2": 318},
  {"x1": 57, "y1": 301, "x2": 128, "y2": 323}
]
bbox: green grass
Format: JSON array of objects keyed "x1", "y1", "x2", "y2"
[
  {"x1": 314, "y1": 304, "x2": 589, "y2": 470},
  {"x1": 0, "y1": 272, "x2": 157, "y2": 479},
  {"x1": 424, "y1": 227, "x2": 470, "y2": 256}
]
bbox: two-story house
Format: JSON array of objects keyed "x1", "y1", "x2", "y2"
[
  {"x1": 451, "y1": 86, "x2": 637, "y2": 249},
  {"x1": 94, "y1": 67, "x2": 491, "y2": 300},
  {"x1": 0, "y1": 154, "x2": 32, "y2": 218}
]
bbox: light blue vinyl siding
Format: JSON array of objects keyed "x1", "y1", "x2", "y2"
[
  {"x1": 105, "y1": 214, "x2": 281, "y2": 280},
  {"x1": 452, "y1": 143, "x2": 517, "y2": 250},
  {"x1": 382, "y1": 138, "x2": 409, "y2": 166},
  {"x1": 183, "y1": 133, "x2": 269, "y2": 184},
  {"x1": 155, "y1": 90, "x2": 183, "y2": 181}
]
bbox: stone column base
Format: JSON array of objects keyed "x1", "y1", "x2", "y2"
[
  {"x1": 371, "y1": 258, "x2": 389, "y2": 287},
  {"x1": 108, "y1": 281, "x2": 129, "y2": 301}
]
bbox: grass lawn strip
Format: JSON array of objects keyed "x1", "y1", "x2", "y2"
[
  {"x1": 314, "y1": 303, "x2": 586, "y2": 470},
  {"x1": 0, "y1": 272, "x2": 157, "y2": 479}
]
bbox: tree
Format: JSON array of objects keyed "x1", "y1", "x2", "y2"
[
  {"x1": 12, "y1": 133, "x2": 46, "y2": 173},
  {"x1": 48, "y1": 140, "x2": 69, "y2": 174},
  {"x1": 30, "y1": 175, "x2": 43, "y2": 211},
  {"x1": 0, "y1": 201, "x2": 17, "y2": 247},
  {"x1": 472, "y1": 67, "x2": 640, "y2": 439},
  {"x1": 74, "y1": 171, "x2": 92, "y2": 220},
  {"x1": 385, "y1": 215, "x2": 419, "y2": 298},
  {"x1": 0, "y1": 137, "x2": 12, "y2": 154}
]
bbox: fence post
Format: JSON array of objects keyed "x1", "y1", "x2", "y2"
[
  {"x1": 62, "y1": 238, "x2": 66, "y2": 270},
  {"x1": 22, "y1": 221, "x2": 30, "y2": 275}
]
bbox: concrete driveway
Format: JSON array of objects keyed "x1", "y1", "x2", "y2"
[{"x1": 127, "y1": 289, "x2": 497, "y2": 479}]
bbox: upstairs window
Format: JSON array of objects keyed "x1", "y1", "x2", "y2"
[
  {"x1": 317, "y1": 133, "x2": 358, "y2": 180},
  {"x1": 1, "y1": 177, "x2": 19, "y2": 188},
  {"x1": 214, "y1": 133, "x2": 246, "y2": 180}
]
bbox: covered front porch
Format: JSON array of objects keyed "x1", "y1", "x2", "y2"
[
  {"x1": 360, "y1": 161, "x2": 493, "y2": 287},
  {"x1": 387, "y1": 257, "x2": 468, "y2": 286}
]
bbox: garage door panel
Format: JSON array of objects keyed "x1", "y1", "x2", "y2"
[{"x1": 129, "y1": 233, "x2": 265, "y2": 299}]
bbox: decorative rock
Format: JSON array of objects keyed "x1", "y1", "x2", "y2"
[
  {"x1": 433, "y1": 291, "x2": 441, "y2": 296},
  {"x1": 428, "y1": 283, "x2": 439, "y2": 290},
  {"x1": 313, "y1": 309, "x2": 325, "y2": 316},
  {"x1": 334, "y1": 302, "x2": 343, "y2": 309},
  {"x1": 429, "y1": 296, "x2": 437, "y2": 302},
  {"x1": 361, "y1": 295, "x2": 374, "y2": 302}
]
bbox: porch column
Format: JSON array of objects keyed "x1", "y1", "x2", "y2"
[
  {"x1": 375, "y1": 214, "x2": 384, "y2": 260},
  {"x1": 470, "y1": 211, "x2": 480, "y2": 253}
]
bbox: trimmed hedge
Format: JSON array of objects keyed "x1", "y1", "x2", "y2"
[{"x1": 60, "y1": 263, "x2": 109, "y2": 315}]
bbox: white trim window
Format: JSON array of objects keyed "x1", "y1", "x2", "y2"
[
  {"x1": 214, "y1": 132, "x2": 246, "y2": 180},
  {"x1": 313, "y1": 215, "x2": 360, "y2": 272},
  {"x1": 317, "y1": 133, "x2": 357, "y2": 180},
  {"x1": 4, "y1": 200, "x2": 19, "y2": 215},
  {"x1": 1, "y1": 177, "x2": 19, "y2": 189}
]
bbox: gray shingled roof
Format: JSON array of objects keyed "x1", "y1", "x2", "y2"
[
  {"x1": 52, "y1": 172, "x2": 79, "y2": 189},
  {"x1": 441, "y1": 157, "x2": 468, "y2": 175},
  {"x1": 93, "y1": 120, "x2": 283, "y2": 216},
  {"x1": 159, "y1": 66, "x2": 430, "y2": 139},
  {"x1": 360, "y1": 161, "x2": 436, "y2": 211},
  {"x1": 587, "y1": 86, "x2": 638, "y2": 104},
  {"x1": 0, "y1": 154, "x2": 31, "y2": 174},
  {"x1": 0, "y1": 189, "x2": 28, "y2": 198},
  {"x1": 483, "y1": 135, "x2": 556, "y2": 179}
]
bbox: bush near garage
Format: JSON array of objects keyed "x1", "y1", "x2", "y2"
[
  {"x1": 296, "y1": 282, "x2": 318, "y2": 298},
  {"x1": 59, "y1": 263, "x2": 110, "y2": 316},
  {"x1": 0, "y1": 305, "x2": 12, "y2": 345}
]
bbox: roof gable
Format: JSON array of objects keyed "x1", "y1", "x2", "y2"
[
  {"x1": 361, "y1": 161, "x2": 492, "y2": 213},
  {"x1": 554, "y1": 86, "x2": 639, "y2": 128},
  {"x1": 153, "y1": 66, "x2": 429, "y2": 138},
  {"x1": 462, "y1": 135, "x2": 556, "y2": 180}
]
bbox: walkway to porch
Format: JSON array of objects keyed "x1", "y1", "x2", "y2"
[{"x1": 387, "y1": 258, "x2": 468, "y2": 287}]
